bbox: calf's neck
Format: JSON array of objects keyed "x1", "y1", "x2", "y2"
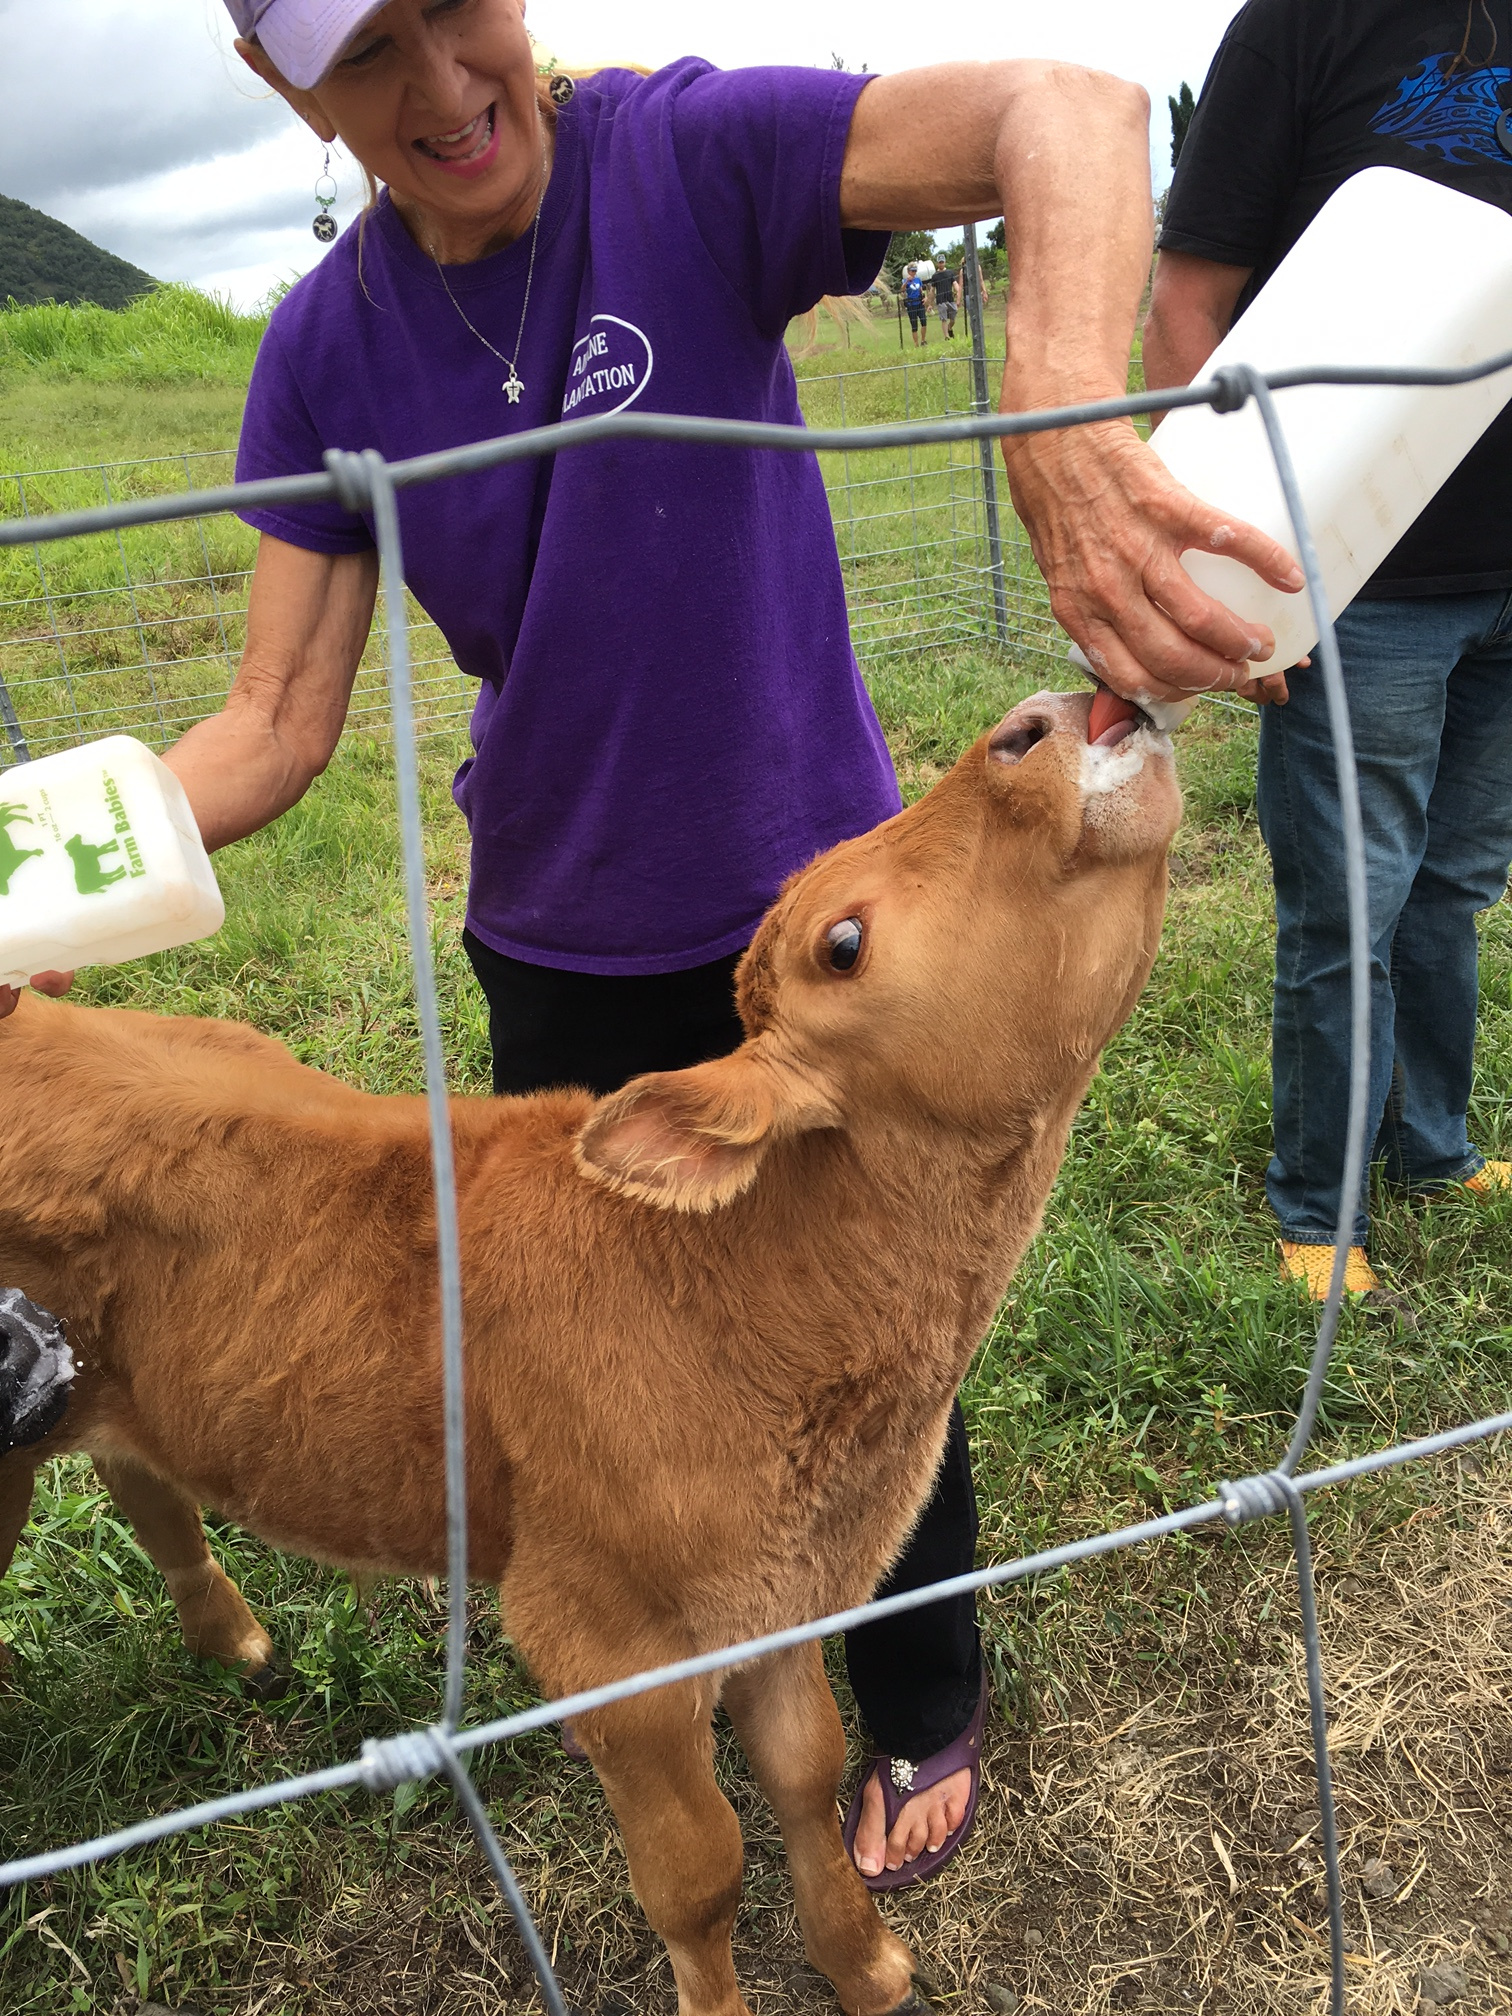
[{"x1": 0, "y1": 688, "x2": 1179, "y2": 2016}]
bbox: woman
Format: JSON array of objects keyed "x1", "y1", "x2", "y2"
[{"x1": 1, "y1": 0, "x2": 1298, "y2": 1883}]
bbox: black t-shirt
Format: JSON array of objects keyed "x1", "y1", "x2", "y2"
[
  {"x1": 934, "y1": 268, "x2": 957, "y2": 306},
  {"x1": 1161, "y1": 0, "x2": 1512, "y2": 597}
]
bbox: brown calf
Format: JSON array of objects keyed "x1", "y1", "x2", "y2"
[{"x1": 0, "y1": 688, "x2": 1179, "y2": 2016}]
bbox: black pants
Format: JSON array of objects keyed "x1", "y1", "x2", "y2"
[{"x1": 465, "y1": 930, "x2": 981, "y2": 1761}]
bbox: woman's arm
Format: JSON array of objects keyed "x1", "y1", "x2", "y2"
[
  {"x1": 164, "y1": 532, "x2": 378, "y2": 850},
  {"x1": 0, "y1": 533, "x2": 375, "y2": 1021},
  {"x1": 840, "y1": 63, "x2": 1304, "y2": 704}
]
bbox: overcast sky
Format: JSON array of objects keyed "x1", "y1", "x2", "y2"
[{"x1": 0, "y1": 0, "x2": 1239, "y2": 310}]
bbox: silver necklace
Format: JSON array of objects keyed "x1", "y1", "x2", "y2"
[{"x1": 431, "y1": 174, "x2": 545, "y2": 405}]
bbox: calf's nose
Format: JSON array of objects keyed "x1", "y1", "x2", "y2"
[{"x1": 986, "y1": 688, "x2": 1092, "y2": 764}]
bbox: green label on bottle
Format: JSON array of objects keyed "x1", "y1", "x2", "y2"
[
  {"x1": 0, "y1": 802, "x2": 42, "y2": 899},
  {"x1": 0, "y1": 773, "x2": 149, "y2": 900}
]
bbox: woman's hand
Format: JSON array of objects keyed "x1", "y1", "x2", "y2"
[
  {"x1": 0, "y1": 971, "x2": 74, "y2": 1021},
  {"x1": 1002, "y1": 416, "x2": 1304, "y2": 705},
  {"x1": 841, "y1": 59, "x2": 1304, "y2": 702},
  {"x1": 0, "y1": 535, "x2": 375, "y2": 1027}
]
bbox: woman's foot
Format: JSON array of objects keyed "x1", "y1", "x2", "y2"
[
  {"x1": 850, "y1": 1764, "x2": 973, "y2": 1878},
  {"x1": 841, "y1": 1678, "x2": 986, "y2": 1890}
]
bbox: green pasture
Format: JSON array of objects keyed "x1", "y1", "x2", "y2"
[
  {"x1": 0, "y1": 297, "x2": 1509, "y2": 2015},
  {"x1": 0, "y1": 288, "x2": 1042, "y2": 760}
]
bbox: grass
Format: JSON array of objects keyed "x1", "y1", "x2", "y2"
[
  {"x1": 0, "y1": 293, "x2": 1037, "y2": 762},
  {"x1": 0, "y1": 288, "x2": 268, "y2": 390},
  {"x1": 1, "y1": 300, "x2": 1510, "y2": 2016}
]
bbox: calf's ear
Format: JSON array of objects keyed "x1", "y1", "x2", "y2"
[{"x1": 575, "y1": 1046, "x2": 838, "y2": 1212}]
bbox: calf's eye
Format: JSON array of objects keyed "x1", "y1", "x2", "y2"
[{"x1": 824, "y1": 918, "x2": 864, "y2": 972}]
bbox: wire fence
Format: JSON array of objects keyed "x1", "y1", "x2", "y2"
[
  {"x1": 0, "y1": 262, "x2": 1052, "y2": 765},
  {"x1": 0, "y1": 364, "x2": 1057, "y2": 766},
  {"x1": 3, "y1": 340, "x2": 1512, "y2": 2016}
]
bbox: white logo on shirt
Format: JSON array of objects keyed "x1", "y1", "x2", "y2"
[{"x1": 562, "y1": 314, "x2": 654, "y2": 419}]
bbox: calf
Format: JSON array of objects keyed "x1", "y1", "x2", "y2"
[{"x1": 0, "y1": 689, "x2": 1179, "y2": 2016}]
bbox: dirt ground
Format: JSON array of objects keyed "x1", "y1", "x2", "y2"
[{"x1": 113, "y1": 1451, "x2": 1508, "y2": 2016}]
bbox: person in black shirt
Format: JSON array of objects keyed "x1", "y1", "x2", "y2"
[
  {"x1": 1146, "y1": 0, "x2": 1512, "y2": 1298},
  {"x1": 934, "y1": 264, "x2": 960, "y2": 335}
]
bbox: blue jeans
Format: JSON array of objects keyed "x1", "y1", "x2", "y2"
[{"x1": 1257, "y1": 589, "x2": 1512, "y2": 1246}]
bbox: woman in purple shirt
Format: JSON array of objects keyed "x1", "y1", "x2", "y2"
[{"x1": 0, "y1": 0, "x2": 1300, "y2": 1893}]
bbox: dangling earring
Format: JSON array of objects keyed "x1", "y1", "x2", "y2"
[
  {"x1": 529, "y1": 33, "x2": 575, "y2": 106},
  {"x1": 313, "y1": 147, "x2": 338, "y2": 244}
]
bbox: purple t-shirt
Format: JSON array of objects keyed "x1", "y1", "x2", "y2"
[{"x1": 235, "y1": 60, "x2": 901, "y2": 974}]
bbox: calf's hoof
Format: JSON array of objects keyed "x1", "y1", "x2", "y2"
[
  {"x1": 882, "y1": 1973, "x2": 942, "y2": 2014},
  {"x1": 203, "y1": 1653, "x2": 289, "y2": 1702},
  {"x1": 240, "y1": 1659, "x2": 291, "y2": 1703}
]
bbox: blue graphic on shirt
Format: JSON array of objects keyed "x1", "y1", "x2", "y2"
[{"x1": 1369, "y1": 54, "x2": 1512, "y2": 167}]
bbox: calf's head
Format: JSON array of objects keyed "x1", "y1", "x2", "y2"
[{"x1": 578, "y1": 690, "x2": 1181, "y2": 1208}]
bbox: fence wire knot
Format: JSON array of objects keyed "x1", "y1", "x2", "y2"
[
  {"x1": 1205, "y1": 362, "x2": 1255, "y2": 415},
  {"x1": 323, "y1": 446, "x2": 385, "y2": 516},
  {"x1": 358, "y1": 1725, "x2": 453, "y2": 1794},
  {"x1": 1219, "y1": 1469, "x2": 1294, "y2": 1525}
]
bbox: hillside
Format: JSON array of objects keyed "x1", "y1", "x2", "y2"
[{"x1": 0, "y1": 192, "x2": 156, "y2": 310}]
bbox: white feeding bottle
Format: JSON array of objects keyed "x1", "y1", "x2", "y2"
[
  {"x1": 0, "y1": 735, "x2": 224, "y2": 988},
  {"x1": 1076, "y1": 166, "x2": 1512, "y2": 726}
]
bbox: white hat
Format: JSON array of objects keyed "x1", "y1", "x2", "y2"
[{"x1": 223, "y1": 0, "x2": 388, "y2": 90}]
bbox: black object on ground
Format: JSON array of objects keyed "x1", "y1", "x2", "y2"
[{"x1": 0, "y1": 1286, "x2": 73, "y2": 1455}]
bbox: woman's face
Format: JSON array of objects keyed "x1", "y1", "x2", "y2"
[{"x1": 239, "y1": 0, "x2": 545, "y2": 257}]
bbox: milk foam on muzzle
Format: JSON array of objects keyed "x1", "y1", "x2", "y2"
[{"x1": 1079, "y1": 722, "x2": 1168, "y2": 797}]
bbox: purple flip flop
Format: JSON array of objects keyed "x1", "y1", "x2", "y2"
[{"x1": 841, "y1": 1673, "x2": 987, "y2": 1893}]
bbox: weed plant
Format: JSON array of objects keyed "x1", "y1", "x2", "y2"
[{"x1": 0, "y1": 287, "x2": 266, "y2": 389}]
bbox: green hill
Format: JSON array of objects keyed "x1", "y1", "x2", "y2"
[{"x1": 0, "y1": 192, "x2": 156, "y2": 309}]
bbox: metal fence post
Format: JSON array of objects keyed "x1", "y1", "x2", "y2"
[
  {"x1": 0, "y1": 671, "x2": 28, "y2": 765},
  {"x1": 962, "y1": 222, "x2": 1009, "y2": 645}
]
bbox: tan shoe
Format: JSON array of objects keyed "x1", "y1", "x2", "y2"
[
  {"x1": 1278, "y1": 1240, "x2": 1381, "y2": 1299},
  {"x1": 1462, "y1": 1160, "x2": 1511, "y2": 1196}
]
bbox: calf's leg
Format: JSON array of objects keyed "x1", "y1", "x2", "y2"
[
  {"x1": 723, "y1": 1646, "x2": 919, "y2": 2016},
  {"x1": 93, "y1": 1454, "x2": 275, "y2": 1680},
  {"x1": 575, "y1": 1674, "x2": 750, "y2": 2016}
]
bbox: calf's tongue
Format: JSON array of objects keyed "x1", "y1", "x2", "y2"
[{"x1": 1088, "y1": 686, "x2": 1142, "y2": 747}]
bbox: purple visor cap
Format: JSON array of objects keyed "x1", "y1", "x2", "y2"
[{"x1": 223, "y1": 0, "x2": 388, "y2": 88}]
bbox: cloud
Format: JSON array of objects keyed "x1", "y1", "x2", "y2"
[
  {"x1": 0, "y1": 0, "x2": 283, "y2": 204},
  {"x1": 0, "y1": 0, "x2": 352, "y2": 305},
  {"x1": 0, "y1": 0, "x2": 1238, "y2": 310}
]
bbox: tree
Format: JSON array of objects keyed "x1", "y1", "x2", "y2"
[
  {"x1": 882, "y1": 228, "x2": 937, "y2": 288},
  {"x1": 1168, "y1": 81, "x2": 1196, "y2": 169},
  {"x1": 979, "y1": 218, "x2": 1008, "y2": 285}
]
